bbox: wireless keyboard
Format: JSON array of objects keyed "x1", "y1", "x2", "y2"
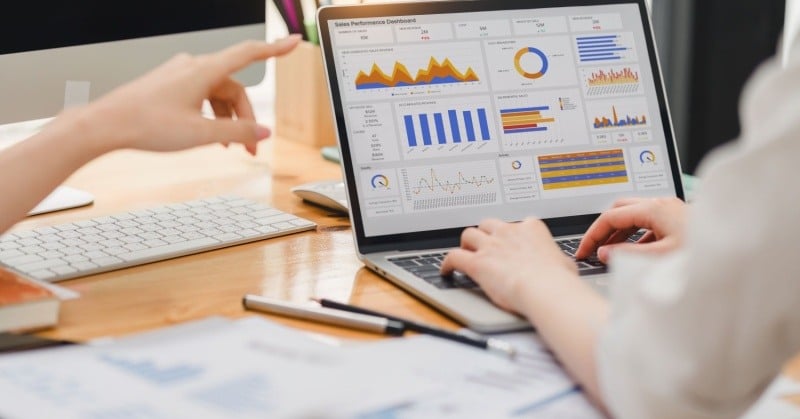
[{"x1": 0, "y1": 195, "x2": 317, "y2": 282}]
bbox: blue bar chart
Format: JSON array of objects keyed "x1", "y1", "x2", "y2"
[
  {"x1": 402, "y1": 107, "x2": 491, "y2": 147},
  {"x1": 98, "y1": 354, "x2": 204, "y2": 386},
  {"x1": 396, "y1": 96, "x2": 499, "y2": 159},
  {"x1": 575, "y1": 32, "x2": 637, "y2": 63}
]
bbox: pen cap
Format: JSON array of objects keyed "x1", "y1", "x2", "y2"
[{"x1": 385, "y1": 320, "x2": 406, "y2": 337}]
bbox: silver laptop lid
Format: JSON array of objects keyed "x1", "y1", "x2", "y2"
[{"x1": 317, "y1": 0, "x2": 683, "y2": 255}]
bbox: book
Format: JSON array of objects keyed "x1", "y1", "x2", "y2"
[{"x1": 0, "y1": 267, "x2": 60, "y2": 333}]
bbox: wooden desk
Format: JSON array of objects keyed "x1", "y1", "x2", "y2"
[
  {"x1": 10, "y1": 137, "x2": 800, "y2": 404},
  {"x1": 10, "y1": 137, "x2": 459, "y2": 343}
]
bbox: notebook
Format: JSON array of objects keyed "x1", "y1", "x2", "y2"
[
  {"x1": 0, "y1": 267, "x2": 60, "y2": 332},
  {"x1": 317, "y1": 0, "x2": 685, "y2": 332}
]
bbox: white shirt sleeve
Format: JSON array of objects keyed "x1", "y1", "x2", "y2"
[{"x1": 597, "y1": 51, "x2": 800, "y2": 419}]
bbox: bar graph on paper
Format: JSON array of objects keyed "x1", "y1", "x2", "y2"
[
  {"x1": 98, "y1": 354, "x2": 204, "y2": 386},
  {"x1": 396, "y1": 97, "x2": 499, "y2": 159},
  {"x1": 191, "y1": 374, "x2": 272, "y2": 414}
]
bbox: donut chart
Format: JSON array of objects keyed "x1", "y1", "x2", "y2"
[{"x1": 514, "y1": 47, "x2": 549, "y2": 80}]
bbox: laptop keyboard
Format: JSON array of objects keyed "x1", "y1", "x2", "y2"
[
  {"x1": 388, "y1": 231, "x2": 646, "y2": 290},
  {"x1": 388, "y1": 253, "x2": 476, "y2": 290}
]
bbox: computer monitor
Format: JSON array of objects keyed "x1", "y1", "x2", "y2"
[
  {"x1": 0, "y1": 0, "x2": 266, "y2": 215},
  {"x1": 0, "y1": 0, "x2": 267, "y2": 125}
]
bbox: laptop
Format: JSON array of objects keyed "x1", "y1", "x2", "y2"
[{"x1": 317, "y1": 0, "x2": 684, "y2": 333}]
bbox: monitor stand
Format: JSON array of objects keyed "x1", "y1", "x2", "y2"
[
  {"x1": 27, "y1": 186, "x2": 94, "y2": 216},
  {"x1": 4, "y1": 90, "x2": 96, "y2": 217}
]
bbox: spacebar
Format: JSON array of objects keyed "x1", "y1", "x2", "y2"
[{"x1": 117, "y1": 238, "x2": 220, "y2": 262}]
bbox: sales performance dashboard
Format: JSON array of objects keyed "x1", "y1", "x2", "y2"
[{"x1": 327, "y1": 4, "x2": 678, "y2": 237}]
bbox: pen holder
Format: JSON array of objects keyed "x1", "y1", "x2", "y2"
[{"x1": 274, "y1": 41, "x2": 337, "y2": 148}]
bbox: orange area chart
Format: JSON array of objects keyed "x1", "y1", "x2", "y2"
[{"x1": 355, "y1": 57, "x2": 479, "y2": 90}]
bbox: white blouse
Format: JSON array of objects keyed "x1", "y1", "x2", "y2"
[{"x1": 597, "y1": 35, "x2": 800, "y2": 419}]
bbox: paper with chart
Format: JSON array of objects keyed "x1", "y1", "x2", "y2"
[
  {"x1": 352, "y1": 331, "x2": 604, "y2": 418},
  {"x1": 0, "y1": 317, "x2": 435, "y2": 419}
]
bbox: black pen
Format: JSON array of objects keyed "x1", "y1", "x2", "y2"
[{"x1": 312, "y1": 298, "x2": 517, "y2": 359}]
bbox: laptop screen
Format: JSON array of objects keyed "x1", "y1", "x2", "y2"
[{"x1": 321, "y1": 1, "x2": 682, "y2": 240}]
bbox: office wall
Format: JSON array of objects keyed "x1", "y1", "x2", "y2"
[
  {"x1": 650, "y1": 0, "x2": 694, "y2": 173},
  {"x1": 676, "y1": 0, "x2": 785, "y2": 174}
]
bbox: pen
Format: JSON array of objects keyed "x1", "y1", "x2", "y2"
[
  {"x1": 312, "y1": 298, "x2": 517, "y2": 359},
  {"x1": 243, "y1": 294, "x2": 405, "y2": 336},
  {"x1": 277, "y1": 0, "x2": 299, "y2": 35},
  {"x1": 292, "y1": 0, "x2": 308, "y2": 40}
]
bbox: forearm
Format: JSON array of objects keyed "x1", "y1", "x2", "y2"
[
  {"x1": 0, "y1": 107, "x2": 113, "y2": 233},
  {"x1": 518, "y1": 274, "x2": 610, "y2": 411}
]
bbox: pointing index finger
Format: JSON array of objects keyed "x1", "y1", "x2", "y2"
[{"x1": 202, "y1": 36, "x2": 302, "y2": 83}]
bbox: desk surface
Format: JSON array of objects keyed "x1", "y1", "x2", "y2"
[
  {"x1": 11, "y1": 138, "x2": 459, "y2": 343},
  {"x1": 11, "y1": 137, "x2": 800, "y2": 393}
]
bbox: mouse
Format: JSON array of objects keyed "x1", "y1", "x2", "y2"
[{"x1": 291, "y1": 180, "x2": 349, "y2": 214}]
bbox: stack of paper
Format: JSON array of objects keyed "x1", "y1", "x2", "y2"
[{"x1": 0, "y1": 317, "x2": 604, "y2": 418}]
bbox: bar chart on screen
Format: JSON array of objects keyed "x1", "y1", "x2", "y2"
[
  {"x1": 396, "y1": 96, "x2": 499, "y2": 159},
  {"x1": 574, "y1": 32, "x2": 638, "y2": 63},
  {"x1": 580, "y1": 64, "x2": 643, "y2": 97},
  {"x1": 587, "y1": 97, "x2": 651, "y2": 130},
  {"x1": 496, "y1": 89, "x2": 589, "y2": 150}
]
